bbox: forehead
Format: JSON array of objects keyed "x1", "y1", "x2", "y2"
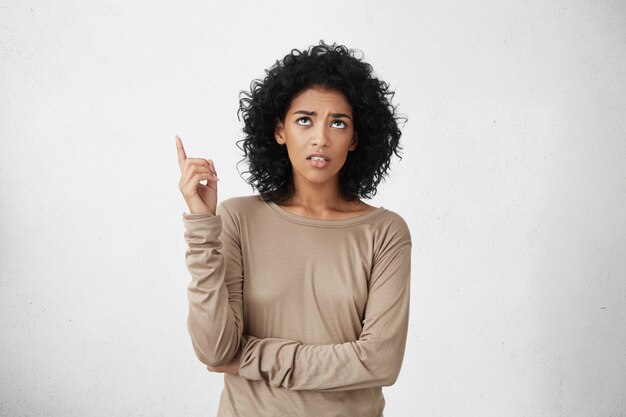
[{"x1": 288, "y1": 87, "x2": 353, "y2": 113}]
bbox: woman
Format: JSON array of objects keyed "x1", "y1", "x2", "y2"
[{"x1": 176, "y1": 42, "x2": 411, "y2": 417}]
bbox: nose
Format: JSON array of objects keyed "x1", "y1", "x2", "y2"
[{"x1": 311, "y1": 124, "x2": 330, "y2": 148}]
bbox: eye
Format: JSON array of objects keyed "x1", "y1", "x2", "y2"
[
  {"x1": 331, "y1": 120, "x2": 347, "y2": 129},
  {"x1": 296, "y1": 117, "x2": 312, "y2": 126}
]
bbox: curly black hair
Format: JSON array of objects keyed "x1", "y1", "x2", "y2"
[{"x1": 237, "y1": 41, "x2": 405, "y2": 203}]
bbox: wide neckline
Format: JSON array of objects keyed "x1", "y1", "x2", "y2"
[{"x1": 263, "y1": 200, "x2": 387, "y2": 227}]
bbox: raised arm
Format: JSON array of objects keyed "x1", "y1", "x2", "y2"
[
  {"x1": 176, "y1": 135, "x2": 244, "y2": 367},
  {"x1": 237, "y1": 221, "x2": 411, "y2": 391}
]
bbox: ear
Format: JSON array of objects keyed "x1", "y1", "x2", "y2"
[
  {"x1": 349, "y1": 132, "x2": 358, "y2": 151},
  {"x1": 274, "y1": 119, "x2": 286, "y2": 145}
]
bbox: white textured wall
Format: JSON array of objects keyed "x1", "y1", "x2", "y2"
[{"x1": 1, "y1": 1, "x2": 625, "y2": 416}]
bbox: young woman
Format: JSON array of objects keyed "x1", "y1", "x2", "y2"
[{"x1": 176, "y1": 42, "x2": 411, "y2": 417}]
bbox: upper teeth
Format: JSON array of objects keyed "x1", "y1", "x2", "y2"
[{"x1": 311, "y1": 156, "x2": 326, "y2": 161}]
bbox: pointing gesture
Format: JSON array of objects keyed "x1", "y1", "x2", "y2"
[{"x1": 176, "y1": 135, "x2": 219, "y2": 215}]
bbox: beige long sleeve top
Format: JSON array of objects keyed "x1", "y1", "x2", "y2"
[{"x1": 182, "y1": 195, "x2": 412, "y2": 417}]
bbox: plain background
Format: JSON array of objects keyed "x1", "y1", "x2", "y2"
[{"x1": 1, "y1": 1, "x2": 625, "y2": 416}]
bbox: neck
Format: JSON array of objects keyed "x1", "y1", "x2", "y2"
[{"x1": 287, "y1": 175, "x2": 347, "y2": 214}]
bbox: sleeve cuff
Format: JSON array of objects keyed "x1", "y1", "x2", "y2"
[{"x1": 182, "y1": 211, "x2": 216, "y2": 220}]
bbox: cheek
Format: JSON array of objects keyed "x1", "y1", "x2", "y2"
[{"x1": 285, "y1": 128, "x2": 308, "y2": 145}]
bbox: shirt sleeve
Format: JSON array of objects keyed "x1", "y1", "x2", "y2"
[
  {"x1": 182, "y1": 202, "x2": 244, "y2": 367},
  {"x1": 237, "y1": 220, "x2": 412, "y2": 391}
]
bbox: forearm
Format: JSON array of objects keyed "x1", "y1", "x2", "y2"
[
  {"x1": 237, "y1": 332, "x2": 407, "y2": 391},
  {"x1": 187, "y1": 268, "x2": 241, "y2": 367}
]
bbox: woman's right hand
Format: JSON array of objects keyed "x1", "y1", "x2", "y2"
[{"x1": 176, "y1": 135, "x2": 219, "y2": 215}]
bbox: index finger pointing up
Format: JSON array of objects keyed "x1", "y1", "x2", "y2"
[{"x1": 175, "y1": 135, "x2": 187, "y2": 173}]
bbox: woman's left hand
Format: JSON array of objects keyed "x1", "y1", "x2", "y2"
[{"x1": 207, "y1": 356, "x2": 240, "y2": 375}]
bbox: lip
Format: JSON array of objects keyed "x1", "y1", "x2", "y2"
[{"x1": 306, "y1": 153, "x2": 330, "y2": 161}]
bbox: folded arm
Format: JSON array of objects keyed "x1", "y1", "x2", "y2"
[{"x1": 237, "y1": 236, "x2": 412, "y2": 391}]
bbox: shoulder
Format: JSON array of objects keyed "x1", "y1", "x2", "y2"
[
  {"x1": 367, "y1": 208, "x2": 412, "y2": 269},
  {"x1": 367, "y1": 208, "x2": 412, "y2": 263},
  {"x1": 217, "y1": 195, "x2": 265, "y2": 215},
  {"x1": 216, "y1": 195, "x2": 269, "y2": 229},
  {"x1": 213, "y1": 195, "x2": 265, "y2": 236},
  {"x1": 373, "y1": 208, "x2": 412, "y2": 244}
]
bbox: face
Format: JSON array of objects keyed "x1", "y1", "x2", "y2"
[{"x1": 274, "y1": 86, "x2": 358, "y2": 191}]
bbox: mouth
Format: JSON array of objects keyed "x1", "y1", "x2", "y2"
[
  {"x1": 306, "y1": 154, "x2": 330, "y2": 162},
  {"x1": 306, "y1": 153, "x2": 330, "y2": 168}
]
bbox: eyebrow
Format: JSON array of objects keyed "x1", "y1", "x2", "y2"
[{"x1": 292, "y1": 110, "x2": 352, "y2": 120}]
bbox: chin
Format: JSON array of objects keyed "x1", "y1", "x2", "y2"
[{"x1": 294, "y1": 171, "x2": 338, "y2": 186}]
